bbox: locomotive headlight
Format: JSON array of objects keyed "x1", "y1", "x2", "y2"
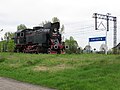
[
  {"x1": 54, "y1": 45, "x2": 58, "y2": 49},
  {"x1": 54, "y1": 28, "x2": 57, "y2": 32},
  {"x1": 65, "y1": 45, "x2": 69, "y2": 49}
]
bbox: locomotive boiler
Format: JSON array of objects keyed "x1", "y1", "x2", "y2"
[{"x1": 14, "y1": 22, "x2": 67, "y2": 54}]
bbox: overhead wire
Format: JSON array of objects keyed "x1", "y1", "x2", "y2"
[{"x1": 64, "y1": 23, "x2": 115, "y2": 38}]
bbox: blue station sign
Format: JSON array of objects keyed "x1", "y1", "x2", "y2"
[{"x1": 89, "y1": 37, "x2": 106, "y2": 42}]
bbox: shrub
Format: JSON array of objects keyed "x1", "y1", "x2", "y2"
[{"x1": 0, "y1": 56, "x2": 6, "y2": 62}]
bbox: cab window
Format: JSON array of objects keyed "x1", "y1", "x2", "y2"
[
  {"x1": 17, "y1": 33, "x2": 20, "y2": 37},
  {"x1": 21, "y1": 32, "x2": 24, "y2": 37}
]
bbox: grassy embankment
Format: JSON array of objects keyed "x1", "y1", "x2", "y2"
[{"x1": 0, "y1": 52, "x2": 120, "y2": 90}]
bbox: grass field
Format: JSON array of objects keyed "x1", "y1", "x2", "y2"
[{"x1": 0, "y1": 52, "x2": 120, "y2": 90}]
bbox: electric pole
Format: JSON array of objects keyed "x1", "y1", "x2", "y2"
[{"x1": 93, "y1": 13, "x2": 117, "y2": 54}]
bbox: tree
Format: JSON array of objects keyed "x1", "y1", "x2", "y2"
[
  {"x1": 39, "y1": 20, "x2": 51, "y2": 26},
  {"x1": 2, "y1": 32, "x2": 15, "y2": 52},
  {"x1": 52, "y1": 17, "x2": 60, "y2": 23},
  {"x1": 4, "y1": 32, "x2": 14, "y2": 40},
  {"x1": 100, "y1": 44, "x2": 108, "y2": 53},
  {"x1": 7, "y1": 40, "x2": 15, "y2": 52},
  {"x1": 60, "y1": 24, "x2": 64, "y2": 33},
  {"x1": 84, "y1": 45, "x2": 92, "y2": 53},
  {"x1": 65, "y1": 36, "x2": 79, "y2": 54},
  {"x1": 0, "y1": 40, "x2": 15, "y2": 52},
  {"x1": 17, "y1": 24, "x2": 27, "y2": 30}
]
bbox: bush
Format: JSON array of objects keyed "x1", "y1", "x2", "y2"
[{"x1": 0, "y1": 56, "x2": 6, "y2": 62}]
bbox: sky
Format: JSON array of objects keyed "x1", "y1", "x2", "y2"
[{"x1": 0, "y1": 0, "x2": 120, "y2": 50}]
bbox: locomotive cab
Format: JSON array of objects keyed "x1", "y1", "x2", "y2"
[
  {"x1": 14, "y1": 30, "x2": 25, "y2": 44},
  {"x1": 14, "y1": 30, "x2": 25, "y2": 52}
]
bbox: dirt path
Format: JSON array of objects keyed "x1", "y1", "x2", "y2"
[{"x1": 0, "y1": 77, "x2": 55, "y2": 90}]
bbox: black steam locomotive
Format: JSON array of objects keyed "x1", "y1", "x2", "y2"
[{"x1": 14, "y1": 22, "x2": 67, "y2": 54}]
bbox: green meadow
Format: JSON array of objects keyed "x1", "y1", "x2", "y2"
[{"x1": 0, "y1": 52, "x2": 120, "y2": 90}]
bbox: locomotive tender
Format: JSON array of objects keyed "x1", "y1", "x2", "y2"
[{"x1": 14, "y1": 22, "x2": 67, "y2": 54}]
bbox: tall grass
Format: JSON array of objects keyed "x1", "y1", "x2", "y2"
[{"x1": 0, "y1": 52, "x2": 120, "y2": 90}]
